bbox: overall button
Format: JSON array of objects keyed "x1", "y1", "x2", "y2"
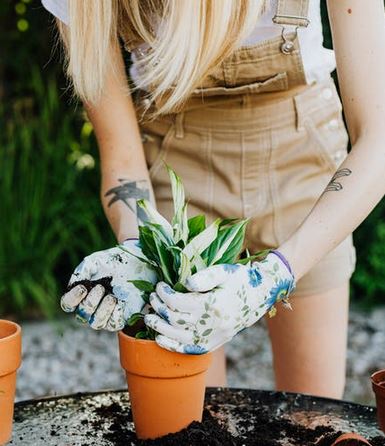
[
  {"x1": 321, "y1": 88, "x2": 333, "y2": 100},
  {"x1": 281, "y1": 40, "x2": 295, "y2": 54}
]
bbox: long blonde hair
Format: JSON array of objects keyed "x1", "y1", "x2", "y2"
[{"x1": 59, "y1": 0, "x2": 266, "y2": 117}]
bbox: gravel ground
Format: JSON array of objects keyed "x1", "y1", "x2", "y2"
[{"x1": 16, "y1": 306, "x2": 385, "y2": 405}]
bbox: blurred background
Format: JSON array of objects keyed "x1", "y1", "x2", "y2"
[{"x1": 1, "y1": 0, "x2": 384, "y2": 404}]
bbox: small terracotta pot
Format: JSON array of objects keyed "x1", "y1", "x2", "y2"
[
  {"x1": 371, "y1": 369, "x2": 385, "y2": 433},
  {"x1": 330, "y1": 432, "x2": 371, "y2": 445},
  {"x1": 118, "y1": 331, "x2": 212, "y2": 440},
  {"x1": 0, "y1": 320, "x2": 22, "y2": 446}
]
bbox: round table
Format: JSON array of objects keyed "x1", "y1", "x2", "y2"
[{"x1": 9, "y1": 388, "x2": 385, "y2": 445}]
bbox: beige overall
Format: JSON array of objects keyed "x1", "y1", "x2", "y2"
[{"x1": 125, "y1": 0, "x2": 356, "y2": 296}]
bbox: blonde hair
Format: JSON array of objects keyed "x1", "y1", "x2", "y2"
[{"x1": 59, "y1": 0, "x2": 266, "y2": 117}]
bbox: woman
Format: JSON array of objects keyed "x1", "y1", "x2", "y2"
[{"x1": 42, "y1": 0, "x2": 385, "y2": 399}]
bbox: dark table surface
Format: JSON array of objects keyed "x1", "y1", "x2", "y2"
[{"x1": 9, "y1": 388, "x2": 385, "y2": 445}]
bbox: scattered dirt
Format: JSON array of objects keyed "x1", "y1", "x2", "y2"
[
  {"x1": 68, "y1": 276, "x2": 113, "y2": 294},
  {"x1": 86, "y1": 401, "x2": 385, "y2": 446}
]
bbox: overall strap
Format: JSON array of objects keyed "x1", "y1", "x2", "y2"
[{"x1": 273, "y1": 0, "x2": 310, "y2": 28}]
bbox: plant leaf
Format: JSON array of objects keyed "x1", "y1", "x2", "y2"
[
  {"x1": 190, "y1": 253, "x2": 207, "y2": 272},
  {"x1": 213, "y1": 220, "x2": 248, "y2": 265},
  {"x1": 178, "y1": 251, "x2": 191, "y2": 285},
  {"x1": 127, "y1": 312, "x2": 144, "y2": 326},
  {"x1": 137, "y1": 199, "x2": 174, "y2": 241},
  {"x1": 182, "y1": 219, "x2": 220, "y2": 260},
  {"x1": 188, "y1": 215, "x2": 206, "y2": 240},
  {"x1": 167, "y1": 165, "x2": 188, "y2": 243},
  {"x1": 119, "y1": 244, "x2": 157, "y2": 268},
  {"x1": 202, "y1": 220, "x2": 247, "y2": 265},
  {"x1": 153, "y1": 236, "x2": 174, "y2": 284},
  {"x1": 128, "y1": 280, "x2": 155, "y2": 293},
  {"x1": 138, "y1": 226, "x2": 159, "y2": 263}
]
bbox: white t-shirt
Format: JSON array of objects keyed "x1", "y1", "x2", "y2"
[{"x1": 41, "y1": 0, "x2": 336, "y2": 85}]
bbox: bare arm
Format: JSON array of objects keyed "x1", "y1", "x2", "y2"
[
  {"x1": 279, "y1": 0, "x2": 385, "y2": 279},
  {"x1": 85, "y1": 43, "x2": 153, "y2": 243}
]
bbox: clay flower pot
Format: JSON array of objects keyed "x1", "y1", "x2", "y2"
[
  {"x1": 0, "y1": 320, "x2": 21, "y2": 445},
  {"x1": 330, "y1": 432, "x2": 371, "y2": 445},
  {"x1": 371, "y1": 369, "x2": 385, "y2": 433},
  {"x1": 118, "y1": 331, "x2": 212, "y2": 440}
]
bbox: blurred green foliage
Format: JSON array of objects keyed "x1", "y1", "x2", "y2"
[
  {"x1": 0, "y1": 1, "x2": 383, "y2": 318},
  {"x1": 0, "y1": 1, "x2": 114, "y2": 318}
]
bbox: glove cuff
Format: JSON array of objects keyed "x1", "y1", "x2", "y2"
[
  {"x1": 122, "y1": 238, "x2": 139, "y2": 247},
  {"x1": 269, "y1": 249, "x2": 294, "y2": 278}
]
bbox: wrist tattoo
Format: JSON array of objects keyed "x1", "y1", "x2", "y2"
[
  {"x1": 105, "y1": 179, "x2": 150, "y2": 220},
  {"x1": 324, "y1": 168, "x2": 352, "y2": 193}
]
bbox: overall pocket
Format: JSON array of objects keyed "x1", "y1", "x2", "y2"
[
  {"x1": 303, "y1": 97, "x2": 349, "y2": 173},
  {"x1": 191, "y1": 72, "x2": 289, "y2": 97}
]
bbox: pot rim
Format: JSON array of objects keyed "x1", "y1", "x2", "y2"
[
  {"x1": 331, "y1": 432, "x2": 371, "y2": 445},
  {"x1": 0, "y1": 320, "x2": 21, "y2": 344},
  {"x1": 371, "y1": 369, "x2": 385, "y2": 400},
  {"x1": 118, "y1": 330, "x2": 157, "y2": 346},
  {"x1": 371, "y1": 369, "x2": 385, "y2": 384}
]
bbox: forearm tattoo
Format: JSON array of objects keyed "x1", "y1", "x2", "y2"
[
  {"x1": 324, "y1": 168, "x2": 352, "y2": 193},
  {"x1": 104, "y1": 179, "x2": 150, "y2": 222}
]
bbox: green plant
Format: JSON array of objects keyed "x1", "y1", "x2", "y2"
[
  {"x1": 0, "y1": 69, "x2": 114, "y2": 318},
  {"x1": 124, "y1": 166, "x2": 267, "y2": 339}
]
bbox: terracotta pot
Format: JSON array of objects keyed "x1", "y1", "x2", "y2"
[
  {"x1": 371, "y1": 369, "x2": 385, "y2": 433},
  {"x1": 0, "y1": 320, "x2": 22, "y2": 446},
  {"x1": 330, "y1": 432, "x2": 371, "y2": 445},
  {"x1": 118, "y1": 331, "x2": 212, "y2": 440}
]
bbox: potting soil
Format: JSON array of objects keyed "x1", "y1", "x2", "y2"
[
  {"x1": 92, "y1": 399, "x2": 385, "y2": 446},
  {"x1": 10, "y1": 389, "x2": 385, "y2": 445}
]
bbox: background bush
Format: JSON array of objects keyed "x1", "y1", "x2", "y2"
[{"x1": 0, "y1": 0, "x2": 383, "y2": 319}]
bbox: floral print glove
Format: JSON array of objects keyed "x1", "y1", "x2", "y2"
[
  {"x1": 61, "y1": 239, "x2": 156, "y2": 331},
  {"x1": 144, "y1": 251, "x2": 295, "y2": 354}
]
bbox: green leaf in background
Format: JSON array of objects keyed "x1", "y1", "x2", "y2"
[{"x1": 187, "y1": 215, "x2": 206, "y2": 240}]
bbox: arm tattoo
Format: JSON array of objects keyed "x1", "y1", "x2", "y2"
[
  {"x1": 104, "y1": 179, "x2": 150, "y2": 218},
  {"x1": 324, "y1": 168, "x2": 352, "y2": 193}
]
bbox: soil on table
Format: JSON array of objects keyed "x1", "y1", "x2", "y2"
[{"x1": 86, "y1": 400, "x2": 385, "y2": 446}]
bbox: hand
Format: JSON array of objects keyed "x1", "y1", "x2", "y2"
[
  {"x1": 144, "y1": 251, "x2": 295, "y2": 354},
  {"x1": 61, "y1": 239, "x2": 156, "y2": 331}
]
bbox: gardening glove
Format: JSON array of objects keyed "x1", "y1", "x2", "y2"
[
  {"x1": 61, "y1": 239, "x2": 156, "y2": 331},
  {"x1": 144, "y1": 251, "x2": 295, "y2": 354}
]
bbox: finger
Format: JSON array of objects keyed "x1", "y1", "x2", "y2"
[
  {"x1": 149, "y1": 293, "x2": 193, "y2": 327},
  {"x1": 156, "y1": 335, "x2": 209, "y2": 355},
  {"x1": 155, "y1": 335, "x2": 185, "y2": 353},
  {"x1": 105, "y1": 301, "x2": 125, "y2": 332},
  {"x1": 89, "y1": 294, "x2": 116, "y2": 330},
  {"x1": 156, "y1": 282, "x2": 203, "y2": 313},
  {"x1": 144, "y1": 314, "x2": 193, "y2": 344},
  {"x1": 61, "y1": 284, "x2": 88, "y2": 313},
  {"x1": 76, "y1": 284, "x2": 105, "y2": 322},
  {"x1": 186, "y1": 264, "x2": 241, "y2": 292}
]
